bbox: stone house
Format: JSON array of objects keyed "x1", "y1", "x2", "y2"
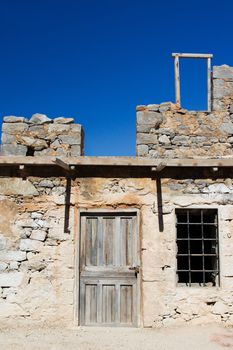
[{"x1": 1, "y1": 63, "x2": 233, "y2": 328}]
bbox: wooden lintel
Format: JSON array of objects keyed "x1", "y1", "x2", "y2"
[{"x1": 172, "y1": 53, "x2": 213, "y2": 59}]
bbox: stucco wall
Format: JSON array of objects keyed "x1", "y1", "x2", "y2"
[{"x1": 0, "y1": 174, "x2": 233, "y2": 327}]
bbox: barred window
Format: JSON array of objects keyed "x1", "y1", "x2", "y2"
[{"x1": 176, "y1": 209, "x2": 219, "y2": 287}]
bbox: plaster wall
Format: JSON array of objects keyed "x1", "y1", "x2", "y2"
[{"x1": 0, "y1": 174, "x2": 233, "y2": 327}]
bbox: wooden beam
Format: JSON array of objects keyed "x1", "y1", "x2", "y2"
[
  {"x1": 172, "y1": 53, "x2": 213, "y2": 59},
  {"x1": 207, "y1": 57, "x2": 212, "y2": 112},
  {"x1": 174, "y1": 54, "x2": 181, "y2": 106},
  {"x1": 156, "y1": 162, "x2": 166, "y2": 172},
  {"x1": 55, "y1": 158, "x2": 71, "y2": 171},
  {"x1": 0, "y1": 155, "x2": 232, "y2": 168}
]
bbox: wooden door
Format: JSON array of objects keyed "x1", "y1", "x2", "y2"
[{"x1": 79, "y1": 211, "x2": 139, "y2": 326}]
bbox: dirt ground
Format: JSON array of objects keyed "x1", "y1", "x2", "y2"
[{"x1": 0, "y1": 324, "x2": 233, "y2": 350}]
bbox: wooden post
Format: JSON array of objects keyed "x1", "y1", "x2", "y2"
[
  {"x1": 174, "y1": 55, "x2": 181, "y2": 107},
  {"x1": 207, "y1": 57, "x2": 212, "y2": 111}
]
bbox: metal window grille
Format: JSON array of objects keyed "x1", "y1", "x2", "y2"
[{"x1": 176, "y1": 209, "x2": 219, "y2": 287}]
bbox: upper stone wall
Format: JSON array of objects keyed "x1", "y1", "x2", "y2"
[
  {"x1": 136, "y1": 64, "x2": 233, "y2": 158},
  {"x1": 1, "y1": 114, "x2": 84, "y2": 157},
  {"x1": 136, "y1": 103, "x2": 233, "y2": 158},
  {"x1": 213, "y1": 65, "x2": 233, "y2": 111}
]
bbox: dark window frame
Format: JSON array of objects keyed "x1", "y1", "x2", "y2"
[{"x1": 176, "y1": 208, "x2": 220, "y2": 287}]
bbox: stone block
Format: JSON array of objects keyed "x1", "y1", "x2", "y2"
[
  {"x1": 9, "y1": 261, "x2": 19, "y2": 270},
  {"x1": 3, "y1": 116, "x2": 26, "y2": 123},
  {"x1": 70, "y1": 145, "x2": 81, "y2": 156},
  {"x1": 212, "y1": 301, "x2": 229, "y2": 314},
  {"x1": 172, "y1": 135, "x2": 189, "y2": 145},
  {"x1": 137, "y1": 133, "x2": 158, "y2": 145},
  {"x1": 1, "y1": 133, "x2": 16, "y2": 144},
  {"x1": 39, "y1": 179, "x2": 54, "y2": 188},
  {"x1": 137, "y1": 111, "x2": 163, "y2": 126},
  {"x1": 147, "y1": 104, "x2": 159, "y2": 111},
  {"x1": 29, "y1": 113, "x2": 52, "y2": 124},
  {"x1": 54, "y1": 117, "x2": 74, "y2": 124},
  {"x1": 158, "y1": 135, "x2": 170, "y2": 144},
  {"x1": 31, "y1": 212, "x2": 43, "y2": 219},
  {"x1": 0, "y1": 251, "x2": 26, "y2": 262},
  {"x1": 0, "y1": 178, "x2": 38, "y2": 196},
  {"x1": 220, "y1": 122, "x2": 233, "y2": 135},
  {"x1": 0, "y1": 272, "x2": 24, "y2": 287},
  {"x1": 59, "y1": 134, "x2": 81, "y2": 145},
  {"x1": 137, "y1": 124, "x2": 155, "y2": 133},
  {"x1": 1, "y1": 144, "x2": 27, "y2": 156},
  {"x1": 137, "y1": 145, "x2": 149, "y2": 156},
  {"x1": 0, "y1": 262, "x2": 7, "y2": 271},
  {"x1": 159, "y1": 102, "x2": 172, "y2": 112},
  {"x1": 19, "y1": 239, "x2": 43, "y2": 252},
  {"x1": 213, "y1": 79, "x2": 233, "y2": 99},
  {"x1": 71, "y1": 124, "x2": 82, "y2": 132},
  {"x1": 213, "y1": 65, "x2": 233, "y2": 80},
  {"x1": 207, "y1": 183, "x2": 230, "y2": 193},
  {"x1": 2, "y1": 122, "x2": 28, "y2": 134},
  {"x1": 48, "y1": 124, "x2": 71, "y2": 134},
  {"x1": 30, "y1": 230, "x2": 47, "y2": 242}
]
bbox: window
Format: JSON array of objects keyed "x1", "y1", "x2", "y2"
[{"x1": 176, "y1": 209, "x2": 219, "y2": 287}]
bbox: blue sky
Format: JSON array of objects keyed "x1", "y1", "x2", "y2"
[{"x1": 0, "y1": 0, "x2": 232, "y2": 155}]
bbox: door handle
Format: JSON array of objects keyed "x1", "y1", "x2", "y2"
[{"x1": 129, "y1": 266, "x2": 140, "y2": 273}]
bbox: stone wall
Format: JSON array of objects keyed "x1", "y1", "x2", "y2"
[
  {"x1": 136, "y1": 65, "x2": 233, "y2": 158},
  {"x1": 0, "y1": 172, "x2": 233, "y2": 327},
  {"x1": 213, "y1": 65, "x2": 233, "y2": 111},
  {"x1": 1, "y1": 114, "x2": 84, "y2": 156},
  {"x1": 144, "y1": 174, "x2": 233, "y2": 327},
  {"x1": 0, "y1": 175, "x2": 75, "y2": 324}
]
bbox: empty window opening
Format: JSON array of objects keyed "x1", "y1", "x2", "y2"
[
  {"x1": 180, "y1": 59, "x2": 207, "y2": 110},
  {"x1": 172, "y1": 53, "x2": 212, "y2": 112},
  {"x1": 176, "y1": 209, "x2": 219, "y2": 287}
]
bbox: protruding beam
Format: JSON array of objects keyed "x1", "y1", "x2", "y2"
[
  {"x1": 151, "y1": 162, "x2": 166, "y2": 172},
  {"x1": 55, "y1": 158, "x2": 72, "y2": 171},
  {"x1": 156, "y1": 162, "x2": 166, "y2": 172}
]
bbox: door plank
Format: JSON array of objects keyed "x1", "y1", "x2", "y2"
[
  {"x1": 102, "y1": 284, "x2": 115, "y2": 323},
  {"x1": 85, "y1": 284, "x2": 97, "y2": 324},
  {"x1": 120, "y1": 285, "x2": 133, "y2": 324},
  {"x1": 85, "y1": 218, "x2": 98, "y2": 266},
  {"x1": 103, "y1": 217, "x2": 115, "y2": 265}
]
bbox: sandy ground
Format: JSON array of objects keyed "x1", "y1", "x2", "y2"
[{"x1": 0, "y1": 324, "x2": 233, "y2": 350}]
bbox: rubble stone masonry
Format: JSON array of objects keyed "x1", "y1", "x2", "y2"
[
  {"x1": 1, "y1": 64, "x2": 233, "y2": 328},
  {"x1": 1, "y1": 114, "x2": 84, "y2": 157},
  {"x1": 136, "y1": 65, "x2": 233, "y2": 158}
]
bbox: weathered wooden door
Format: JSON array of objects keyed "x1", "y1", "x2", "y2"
[{"x1": 79, "y1": 211, "x2": 139, "y2": 326}]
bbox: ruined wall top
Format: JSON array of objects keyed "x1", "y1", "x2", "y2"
[
  {"x1": 213, "y1": 65, "x2": 233, "y2": 111},
  {"x1": 136, "y1": 64, "x2": 233, "y2": 158},
  {"x1": 1, "y1": 114, "x2": 84, "y2": 157}
]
